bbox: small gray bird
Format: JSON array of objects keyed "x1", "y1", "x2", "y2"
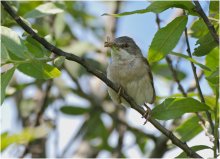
[{"x1": 105, "y1": 36, "x2": 155, "y2": 107}]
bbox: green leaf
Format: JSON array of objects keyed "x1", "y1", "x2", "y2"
[
  {"x1": 152, "y1": 97, "x2": 212, "y2": 120},
  {"x1": 148, "y1": 16, "x2": 188, "y2": 63},
  {"x1": 24, "y1": 2, "x2": 65, "y2": 19},
  {"x1": 17, "y1": 61, "x2": 61, "y2": 79},
  {"x1": 18, "y1": 1, "x2": 43, "y2": 16},
  {"x1": 205, "y1": 47, "x2": 219, "y2": 72},
  {"x1": 85, "y1": 115, "x2": 108, "y2": 141},
  {"x1": 1, "y1": 44, "x2": 10, "y2": 64},
  {"x1": 205, "y1": 47, "x2": 219, "y2": 92},
  {"x1": 1, "y1": 132, "x2": 9, "y2": 139},
  {"x1": 102, "y1": 8, "x2": 148, "y2": 17},
  {"x1": 204, "y1": 96, "x2": 217, "y2": 110},
  {"x1": 176, "y1": 145, "x2": 211, "y2": 158},
  {"x1": 1, "y1": 67, "x2": 16, "y2": 105},
  {"x1": 206, "y1": 68, "x2": 219, "y2": 85},
  {"x1": 152, "y1": 63, "x2": 186, "y2": 80},
  {"x1": 175, "y1": 116, "x2": 203, "y2": 142},
  {"x1": 0, "y1": 26, "x2": 28, "y2": 59},
  {"x1": 103, "y1": 1, "x2": 197, "y2": 17},
  {"x1": 193, "y1": 33, "x2": 218, "y2": 56},
  {"x1": 209, "y1": 1, "x2": 219, "y2": 19},
  {"x1": 25, "y1": 36, "x2": 49, "y2": 58},
  {"x1": 136, "y1": 136, "x2": 147, "y2": 153},
  {"x1": 60, "y1": 106, "x2": 89, "y2": 115},
  {"x1": 1, "y1": 124, "x2": 50, "y2": 152},
  {"x1": 170, "y1": 52, "x2": 211, "y2": 71},
  {"x1": 144, "y1": 1, "x2": 197, "y2": 15},
  {"x1": 190, "y1": 18, "x2": 209, "y2": 38}
]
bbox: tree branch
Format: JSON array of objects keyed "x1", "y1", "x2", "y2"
[
  {"x1": 1, "y1": 2, "x2": 202, "y2": 158},
  {"x1": 184, "y1": 26, "x2": 214, "y2": 135},
  {"x1": 35, "y1": 79, "x2": 53, "y2": 126},
  {"x1": 166, "y1": 56, "x2": 187, "y2": 97},
  {"x1": 193, "y1": 0, "x2": 219, "y2": 44},
  {"x1": 21, "y1": 80, "x2": 53, "y2": 157}
]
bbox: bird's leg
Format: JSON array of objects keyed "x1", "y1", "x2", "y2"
[
  {"x1": 117, "y1": 86, "x2": 124, "y2": 104},
  {"x1": 142, "y1": 103, "x2": 152, "y2": 125},
  {"x1": 115, "y1": 84, "x2": 126, "y2": 104}
]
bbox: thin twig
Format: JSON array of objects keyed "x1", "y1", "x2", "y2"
[
  {"x1": 166, "y1": 56, "x2": 187, "y2": 97},
  {"x1": 187, "y1": 71, "x2": 204, "y2": 93},
  {"x1": 20, "y1": 80, "x2": 53, "y2": 157},
  {"x1": 1, "y1": 2, "x2": 202, "y2": 158},
  {"x1": 184, "y1": 26, "x2": 214, "y2": 135},
  {"x1": 35, "y1": 80, "x2": 53, "y2": 126},
  {"x1": 193, "y1": 0, "x2": 219, "y2": 44}
]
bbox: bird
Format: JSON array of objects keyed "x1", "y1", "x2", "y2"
[{"x1": 105, "y1": 36, "x2": 155, "y2": 108}]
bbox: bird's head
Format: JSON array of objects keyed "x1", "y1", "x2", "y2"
[{"x1": 105, "y1": 36, "x2": 142, "y2": 60}]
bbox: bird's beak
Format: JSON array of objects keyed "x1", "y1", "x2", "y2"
[{"x1": 104, "y1": 41, "x2": 117, "y2": 48}]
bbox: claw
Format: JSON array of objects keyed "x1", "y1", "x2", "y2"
[
  {"x1": 142, "y1": 103, "x2": 152, "y2": 125},
  {"x1": 117, "y1": 86, "x2": 123, "y2": 104}
]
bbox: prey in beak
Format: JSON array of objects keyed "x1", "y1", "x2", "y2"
[
  {"x1": 104, "y1": 37, "x2": 117, "y2": 48},
  {"x1": 105, "y1": 38, "x2": 129, "y2": 51},
  {"x1": 104, "y1": 41, "x2": 117, "y2": 47}
]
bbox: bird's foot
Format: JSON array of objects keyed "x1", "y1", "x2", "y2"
[
  {"x1": 117, "y1": 86, "x2": 124, "y2": 104},
  {"x1": 142, "y1": 103, "x2": 152, "y2": 125}
]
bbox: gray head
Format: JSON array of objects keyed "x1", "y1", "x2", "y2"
[{"x1": 105, "y1": 36, "x2": 142, "y2": 56}]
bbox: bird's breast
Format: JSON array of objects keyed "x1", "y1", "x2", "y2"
[{"x1": 107, "y1": 57, "x2": 147, "y2": 85}]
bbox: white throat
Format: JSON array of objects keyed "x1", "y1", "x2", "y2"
[{"x1": 111, "y1": 48, "x2": 136, "y2": 62}]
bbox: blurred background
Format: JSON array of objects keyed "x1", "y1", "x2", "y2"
[{"x1": 1, "y1": 1, "x2": 214, "y2": 158}]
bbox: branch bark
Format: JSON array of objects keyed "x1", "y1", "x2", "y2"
[
  {"x1": 193, "y1": 0, "x2": 219, "y2": 44},
  {"x1": 1, "y1": 2, "x2": 202, "y2": 158}
]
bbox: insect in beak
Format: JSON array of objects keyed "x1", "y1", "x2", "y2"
[{"x1": 104, "y1": 36, "x2": 119, "y2": 48}]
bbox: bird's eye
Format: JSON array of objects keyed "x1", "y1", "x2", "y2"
[{"x1": 121, "y1": 43, "x2": 128, "y2": 48}]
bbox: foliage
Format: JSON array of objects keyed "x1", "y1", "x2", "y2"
[
  {"x1": 1, "y1": 124, "x2": 51, "y2": 152},
  {"x1": 148, "y1": 16, "x2": 188, "y2": 63},
  {"x1": 152, "y1": 97, "x2": 212, "y2": 120},
  {"x1": 102, "y1": 1, "x2": 198, "y2": 17},
  {"x1": 1, "y1": 1, "x2": 219, "y2": 158}
]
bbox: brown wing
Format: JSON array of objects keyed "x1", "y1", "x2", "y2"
[{"x1": 142, "y1": 57, "x2": 156, "y2": 104}]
